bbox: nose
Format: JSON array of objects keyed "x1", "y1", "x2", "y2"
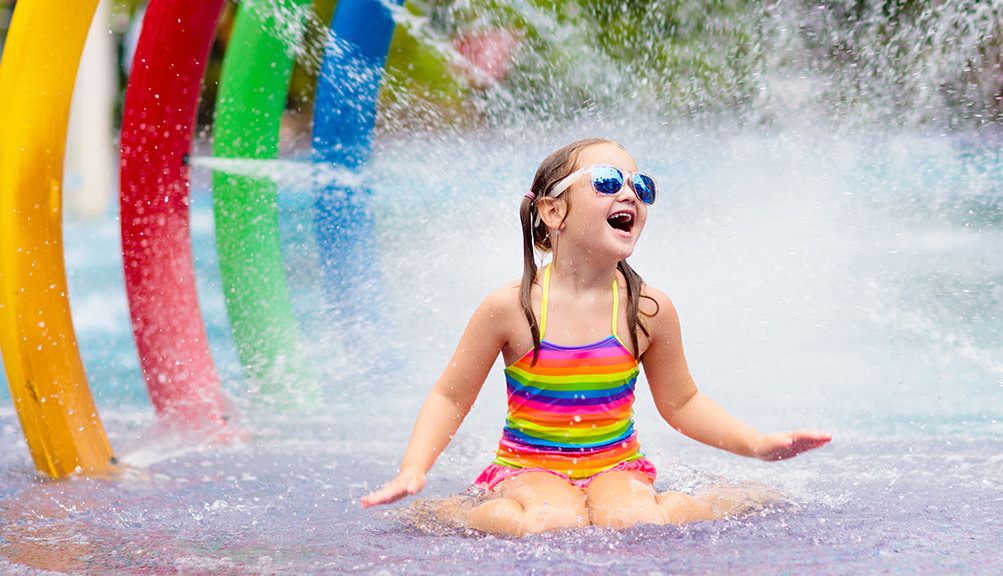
[{"x1": 616, "y1": 180, "x2": 639, "y2": 204}]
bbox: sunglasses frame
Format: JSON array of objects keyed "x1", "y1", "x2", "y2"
[{"x1": 548, "y1": 164, "x2": 657, "y2": 206}]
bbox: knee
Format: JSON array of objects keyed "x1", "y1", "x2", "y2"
[
  {"x1": 466, "y1": 498, "x2": 588, "y2": 537},
  {"x1": 591, "y1": 493, "x2": 718, "y2": 528}
]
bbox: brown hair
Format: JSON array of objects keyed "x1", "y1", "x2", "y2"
[{"x1": 519, "y1": 138, "x2": 653, "y2": 363}]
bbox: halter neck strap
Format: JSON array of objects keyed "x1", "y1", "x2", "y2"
[{"x1": 539, "y1": 265, "x2": 619, "y2": 340}]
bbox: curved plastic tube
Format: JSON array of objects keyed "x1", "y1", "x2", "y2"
[
  {"x1": 312, "y1": 0, "x2": 403, "y2": 321},
  {"x1": 0, "y1": 0, "x2": 116, "y2": 478},
  {"x1": 212, "y1": 0, "x2": 318, "y2": 401},
  {"x1": 119, "y1": 0, "x2": 233, "y2": 430}
]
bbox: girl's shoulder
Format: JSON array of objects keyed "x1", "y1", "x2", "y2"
[
  {"x1": 639, "y1": 283, "x2": 681, "y2": 329},
  {"x1": 477, "y1": 279, "x2": 529, "y2": 318},
  {"x1": 472, "y1": 280, "x2": 535, "y2": 351}
]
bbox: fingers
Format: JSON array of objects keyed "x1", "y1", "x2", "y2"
[
  {"x1": 360, "y1": 484, "x2": 409, "y2": 508},
  {"x1": 360, "y1": 471, "x2": 425, "y2": 508},
  {"x1": 757, "y1": 431, "x2": 831, "y2": 461},
  {"x1": 782, "y1": 435, "x2": 830, "y2": 458}
]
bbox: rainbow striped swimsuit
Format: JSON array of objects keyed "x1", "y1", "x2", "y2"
[{"x1": 483, "y1": 266, "x2": 648, "y2": 482}]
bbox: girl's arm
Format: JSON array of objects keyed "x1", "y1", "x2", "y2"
[
  {"x1": 640, "y1": 288, "x2": 830, "y2": 460},
  {"x1": 361, "y1": 288, "x2": 514, "y2": 507}
]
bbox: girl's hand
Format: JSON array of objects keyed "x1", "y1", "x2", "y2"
[
  {"x1": 360, "y1": 467, "x2": 426, "y2": 508},
  {"x1": 753, "y1": 430, "x2": 831, "y2": 461}
]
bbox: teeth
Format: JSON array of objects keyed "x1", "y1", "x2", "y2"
[{"x1": 608, "y1": 212, "x2": 633, "y2": 230}]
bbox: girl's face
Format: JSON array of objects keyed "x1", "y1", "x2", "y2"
[{"x1": 555, "y1": 143, "x2": 649, "y2": 262}]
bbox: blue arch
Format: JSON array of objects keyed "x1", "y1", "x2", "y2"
[{"x1": 311, "y1": 0, "x2": 404, "y2": 350}]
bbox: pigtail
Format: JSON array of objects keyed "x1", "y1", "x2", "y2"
[
  {"x1": 519, "y1": 137, "x2": 612, "y2": 365},
  {"x1": 617, "y1": 260, "x2": 657, "y2": 359},
  {"x1": 519, "y1": 192, "x2": 541, "y2": 364}
]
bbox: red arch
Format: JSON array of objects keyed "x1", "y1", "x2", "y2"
[{"x1": 119, "y1": 0, "x2": 233, "y2": 431}]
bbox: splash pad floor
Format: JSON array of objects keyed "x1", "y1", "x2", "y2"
[{"x1": 1, "y1": 409, "x2": 1000, "y2": 575}]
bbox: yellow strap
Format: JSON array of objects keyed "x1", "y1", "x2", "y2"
[
  {"x1": 540, "y1": 264, "x2": 551, "y2": 338},
  {"x1": 612, "y1": 279, "x2": 620, "y2": 339},
  {"x1": 542, "y1": 265, "x2": 621, "y2": 340}
]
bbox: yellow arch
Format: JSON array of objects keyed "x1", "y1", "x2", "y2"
[{"x1": 0, "y1": 0, "x2": 115, "y2": 478}]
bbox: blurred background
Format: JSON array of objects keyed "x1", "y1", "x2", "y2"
[{"x1": 3, "y1": 0, "x2": 1001, "y2": 139}]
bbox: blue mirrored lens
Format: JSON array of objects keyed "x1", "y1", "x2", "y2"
[
  {"x1": 591, "y1": 166, "x2": 625, "y2": 195},
  {"x1": 631, "y1": 174, "x2": 656, "y2": 205}
]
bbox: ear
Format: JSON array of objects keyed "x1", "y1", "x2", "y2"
[{"x1": 536, "y1": 196, "x2": 567, "y2": 231}]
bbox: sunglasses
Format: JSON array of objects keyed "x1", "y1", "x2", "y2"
[{"x1": 548, "y1": 164, "x2": 657, "y2": 205}]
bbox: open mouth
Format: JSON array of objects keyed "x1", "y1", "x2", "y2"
[{"x1": 607, "y1": 211, "x2": 634, "y2": 233}]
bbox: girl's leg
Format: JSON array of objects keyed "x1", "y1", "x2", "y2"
[
  {"x1": 586, "y1": 471, "x2": 783, "y2": 529},
  {"x1": 585, "y1": 471, "x2": 718, "y2": 528},
  {"x1": 465, "y1": 472, "x2": 589, "y2": 536}
]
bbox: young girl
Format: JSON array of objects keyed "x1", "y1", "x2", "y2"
[{"x1": 362, "y1": 138, "x2": 830, "y2": 536}]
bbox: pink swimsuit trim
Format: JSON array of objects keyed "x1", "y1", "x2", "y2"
[{"x1": 473, "y1": 457, "x2": 657, "y2": 491}]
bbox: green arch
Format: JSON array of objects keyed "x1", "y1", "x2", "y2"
[{"x1": 212, "y1": 0, "x2": 318, "y2": 402}]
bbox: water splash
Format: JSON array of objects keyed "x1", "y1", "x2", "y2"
[
  {"x1": 761, "y1": 0, "x2": 1003, "y2": 128},
  {"x1": 190, "y1": 155, "x2": 366, "y2": 191},
  {"x1": 376, "y1": 1, "x2": 1003, "y2": 131}
]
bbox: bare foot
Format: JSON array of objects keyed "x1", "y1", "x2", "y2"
[
  {"x1": 695, "y1": 482, "x2": 790, "y2": 518},
  {"x1": 390, "y1": 496, "x2": 476, "y2": 535}
]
